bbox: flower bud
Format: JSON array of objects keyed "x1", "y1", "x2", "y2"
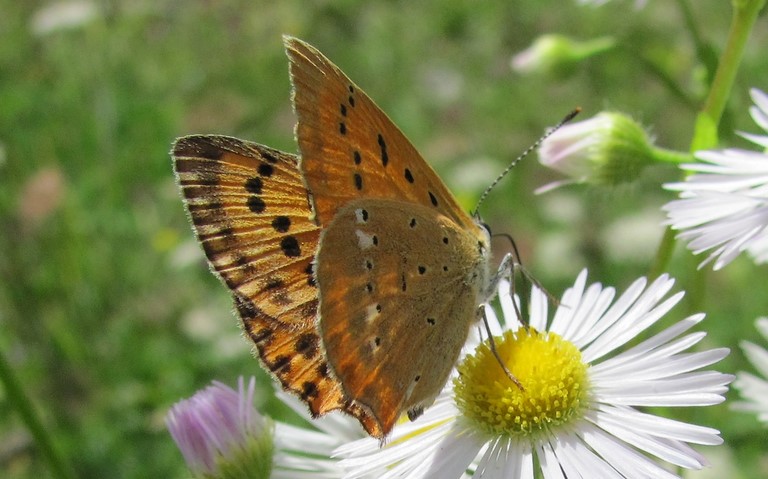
[
  {"x1": 512, "y1": 34, "x2": 615, "y2": 78},
  {"x1": 538, "y1": 112, "x2": 657, "y2": 187}
]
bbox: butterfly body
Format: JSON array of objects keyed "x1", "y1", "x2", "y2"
[{"x1": 173, "y1": 37, "x2": 503, "y2": 438}]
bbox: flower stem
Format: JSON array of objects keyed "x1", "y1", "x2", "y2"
[
  {"x1": 0, "y1": 349, "x2": 77, "y2": 479},
  {"x1": 649, "y1": 227, "x2": 677, "y2": 280},
  {"x1": 652, "y1": 147, "x2": 694, "y2": 165},
  {"x1": 692, "y1": 0, "x2": 766, "y2": 151}
]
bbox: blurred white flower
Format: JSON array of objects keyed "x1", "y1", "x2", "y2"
[
  {"x1": 733, "y1": 317, "x2": 768, "y2": 424},
  {"x1": 664, "y1": 88, "x2": 768, "y2": 270},
  {"x1": 30, "y1": 1, "x2": 98, "y2": 36}
]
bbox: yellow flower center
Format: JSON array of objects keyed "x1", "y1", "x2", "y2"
[{"x1": 454, "y1": 328, "x2": 589, "y2": 438}]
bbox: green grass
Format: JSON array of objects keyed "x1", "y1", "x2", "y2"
[{"x1": 1, "y1": 1, "x2": 766, "y2": 477}]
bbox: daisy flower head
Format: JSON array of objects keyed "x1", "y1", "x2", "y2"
[
  {"x1": 664, "y1": 88, "x2": 768, "y2": 270},
  {"x1": 336, "y1": 270, "x2": 732, "y2": 479},
  {"x1": 733, "y1": 317, "x2": 768, "y2": 424},
  {"x1": 166, "y1": 377, "x2": 366, "y2": 479}
]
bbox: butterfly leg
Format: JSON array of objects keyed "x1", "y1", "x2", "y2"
[
  {"x1": 484, "y1": 253, "x2": 530, "y2": 328},
  {"x1": 477, "y1": 305, "x2": 524, "y2": 391}
]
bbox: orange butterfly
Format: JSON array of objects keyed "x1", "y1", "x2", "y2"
[{"x1": 172, "y1": 37, "x2": 507, "y2": 438}]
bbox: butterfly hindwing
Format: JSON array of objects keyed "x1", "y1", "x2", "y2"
[{"x1": 316, "y1": 199, "x2": 486, "y2": 434}]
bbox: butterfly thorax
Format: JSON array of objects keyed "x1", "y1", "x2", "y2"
[{"x1": 314, "y1": 197, "x2": 490, "y2": 435}]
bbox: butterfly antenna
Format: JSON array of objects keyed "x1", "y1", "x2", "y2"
[{"x1": 472, "y1": 108, "x2": 581, "y2": 216}]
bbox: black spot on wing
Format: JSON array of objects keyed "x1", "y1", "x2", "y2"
[
  {"x1": 245, "y1": 177, "x2": 262, "y2": 194},
  {"x1": 247, "y1": 196, "x2": 266, "y2": 213},
  {"x1": 272, "y1": 216, "x2": 291, "y2": 232},
  {"x1": 280, "y1": 236, "x2": 301, "y2": 257},
  {"x1": 377, "y1": 134, "x2": 388, "y2": 166}
]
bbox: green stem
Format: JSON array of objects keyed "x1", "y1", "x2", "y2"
[
  {"x1": 649, "y1": 227, "x2": 677, "y2": 280},
  {"x1": 652, "y1": 147, "x2": 694, "y2": 165},
  {"x1": 692, "y1": 0, "x2": 766, "y2": 151},
  {"x1": 676, "y1": 0, "x2": 718, "y2": 81},
  {"x1": 0, "y1": 348, "x2": 77, "y2": 479}
]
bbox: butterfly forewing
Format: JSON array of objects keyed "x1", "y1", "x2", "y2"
[
  {"x1": 172, "y1": 135, "x2": 380, "y2": 435},
  {"x1": 285, "y1": 36, "x2": 481, "y2": 234},
  {"x1": 173, "y1": 136, "x2": 318, "y2": 329},
  {"x1": 316, "y1": 199, "x2": 486, "y2": 434}
]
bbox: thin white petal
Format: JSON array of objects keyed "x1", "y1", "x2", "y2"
[
  {"x1": 536, "y1": 441, "x2": 566, "y2": 479},
  {"x1": 418, "y1": 424, "x2": 485, "y2": 478},
  {"x1": 582, "y1": 282, "x2": 680, "y2": 363},
  {"x1": 528, "y1": 284, "x2": 550, "y2": 331},
  {"x1": 578, "y1": 423, "x2": 681, "y2": 479},
  {"x1": 596, "y1": 371, "x2": 733, "y2": 406},
  {"x1": 741, "y1": 340, "x2": 768, "y2": 378},
  {"x1": 589, "y1": 315, "x2": 704, "y2": 377},
  {"x1": 592, "y1": 347, "x2": 729, "y2": 383},
  {"x1": 552, "y1": 431, "x2": 622, "y2": 478},
  {"x1": 593, "y1": 405, "x2": 722, "y2": 445}
]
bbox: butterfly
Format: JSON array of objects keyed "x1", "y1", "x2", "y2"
[{"x1": 172, "y1": 36, "x2": 510, "y2": 438}]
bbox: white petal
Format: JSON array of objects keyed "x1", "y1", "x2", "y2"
[
  {"x1": 592, "y1": 346, "x2": 728, "y2": 383},
  {"x1": 741, "y1": 340, "x2": 768, "y2": 378},
  {"x1": 552, "y1": 431, "x2": 623, "y2": 478},
  {"x1": 528, "y1": 284, "x2": 550, "y2": 331},
  {"x1": 550, "y1": 269, "x2": 590, "y2": 336},
  {"x1": 596, "y1": 370, "x2": 733, "y2": 406},
  {"x1": 416, "y1": 423, "x2": 485, "y2": 478},
  {"x1": 536, "y1": 441, "x2": 566, "y2": 479},
  {"x1": 578, "y1": 423, "x2": 681, "y2": 479},
  {"x1": 749, "y1": 88, "x2": 768, "y2": 131},
  {"x1": 581, "y1": 279, "x2": 679, "y2": 363},
  {"x1": 589, "y1": 314, "x2": 704, "y2": 376},
  {"x1": 593, "y1": 405, "x2": 722, "y2": 445}
]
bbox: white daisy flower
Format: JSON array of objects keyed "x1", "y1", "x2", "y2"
[
  {"x1": 166, "y1": 377, "x2": 367, "y2": 479},
  {"x1": 664, "y1": 88, "x2": 768, "y2": 270},
  {"x1": 335, "y1": 270, "x2": 732, "y2": 479},
  {"x1": 733, "y1": 317, "x2": 768, "y2": 424}
]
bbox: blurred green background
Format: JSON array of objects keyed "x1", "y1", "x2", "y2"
[{"x1": 1, "y1": 1, "x2": 767, "y2": 477}]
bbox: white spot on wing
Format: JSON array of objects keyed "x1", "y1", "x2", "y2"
[
  {"x1": 356, "y1": 229, "x2": 375, "y2": 249},
  {"x1": 404, "y1": 377, "x2": 418, "y2": 402},
  {"x1": 354, "y1": 208, "x2": 367, "y2": 223},
  {"x1": 365, "y1": 304, "x2": 379, "y2": 323}
]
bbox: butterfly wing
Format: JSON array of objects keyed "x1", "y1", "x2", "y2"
[
  {"x1": 285, "y1": 36, "x2": 480, "y2": 234},
  {"x1": 172, "y1": 135, "x2": 380, "y2": 435},
  {"x1": 316, "y1": 199, "x2": 487, "y2": 436}
]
